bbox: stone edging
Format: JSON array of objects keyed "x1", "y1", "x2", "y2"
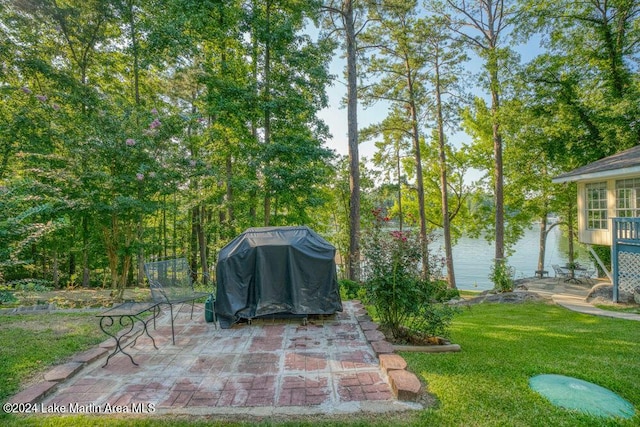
[
  {"x1": 352, "y1": 301, "x2": 438, "y2": 402},
  {"x1": 0, "y1": 303, "x2": 58, "y2": 315},
  {"x1": 0, "y1": 304, "x2": 105, "y2": 316}
]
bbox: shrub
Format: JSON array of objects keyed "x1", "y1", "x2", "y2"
[
  {"x1": 361, "y1": 208, "x2": 458, "y2": 340},
  {"x1": 489, "y1": 258, "x2": 514, "y2": 292},
  {"x1": 8, "y1": 279, "x2": 53, "y2": 292},
  {"x1": 339, "y1": 279, "x2": 364, "y2": 300},
  {"x1": 0, "y1": 289, "x2": 17, "y2": 305},
  {"x1": 590, "y1": 244, "x2": 610, "y2": 277}
]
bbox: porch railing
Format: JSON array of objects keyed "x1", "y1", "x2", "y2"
[
  {"x1": 612, "y1": 217, "x2": 640, "y2": 302},
  {"x1": 613, "y1": 217, "x2": 640, "y2": 244}
]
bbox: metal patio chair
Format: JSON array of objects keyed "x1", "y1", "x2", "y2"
[{"x1": 144, "y1": 258, "x2": 215, "y2": 344}]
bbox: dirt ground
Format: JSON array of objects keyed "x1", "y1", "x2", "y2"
[
  {"x1": 2, "y1": 287, "x2": 152, "y2": 310},
  {"x1": 3, "y1": 276, "x2": 638, "y2": 312}
]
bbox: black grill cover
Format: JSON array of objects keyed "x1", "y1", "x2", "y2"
[{"x1": 215, "y1": 226, "x2": 343, "y2": 328}]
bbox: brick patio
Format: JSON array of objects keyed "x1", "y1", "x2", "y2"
[{"x1": 31, "y1": 301, "x2": 421, "y2": 416}]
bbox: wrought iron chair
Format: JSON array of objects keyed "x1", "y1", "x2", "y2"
[{"x1": 144, "y1": 258, "x2": 215, "y2": 344}]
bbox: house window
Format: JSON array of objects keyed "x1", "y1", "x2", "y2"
[
  {"x1": 586, "y1": 182, "x2": 608, "y2": 230},
  {"x1": 616, "y1": 178, "x2": 640, "y2": 217}
]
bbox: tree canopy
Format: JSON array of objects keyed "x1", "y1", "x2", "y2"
[{"x1": 1, "y1": 0, "x2": 638, "y2": 292}]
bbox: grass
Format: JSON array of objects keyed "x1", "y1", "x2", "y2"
[
  {"x1": 595, "y1": 304, "x2": 640, "y2": 314},
  {"x1": 458, "y1": 290, "x2": 481, "y2": 299},
  {"x1": 404, "y1": 302, "x2": 640, "y2": 426},
  {"x1": 0, "y1": 313, "x2": 108, "y2": 405},
  {"x1": 1, "y1": 302, "x2": 639, "y2": 426}
]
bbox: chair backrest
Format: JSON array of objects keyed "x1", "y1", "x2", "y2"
[{"x1": 144, "y1": 258, "x2": 195, "y2": 303}]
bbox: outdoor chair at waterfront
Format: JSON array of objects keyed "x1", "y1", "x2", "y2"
[
  {"x1": 552, "y1": 264, "x2": 570, "y2": 281},
  {"x1": 577, "y1": 268, "x2": 596, "y2": 284}
]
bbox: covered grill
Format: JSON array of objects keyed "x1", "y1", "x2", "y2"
[{"x1": 215, "y1": 226, "x2": 342, "y2": 328}]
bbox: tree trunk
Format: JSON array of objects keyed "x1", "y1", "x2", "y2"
[
  {"x1": 82, "y1": 215, "x2": 90, "y2": 287},
  {"x1": 128, "y1": 0, "x2": 140, "y2": 105},
  {"x1": 162, "y1": 195, "x2": 167, "y2": 258},
  {"x1": 128, "y1": 0, "x2": 144, "y2": 285},
  {"x1": 447, "y1": 0, "x2": 507, "y2": 268},
  {"x1": 198, "y1": 205, "x2": 208, "y2": 285},
  {"x1": 118, "y1": 254, "x2": 131, "y2": 300},
  {"x1": 537, "y1": 215, "x2": 547, "y2": 273},
  {"x1": 104, "y1": 216, "x2": 120, "y2": 292},
  {"x1": 137, "y1": 220, "x2": 144, "y2": 286},
  {"x1": 263, "y1": 0, "x2": 272, "y2": 227},
  {"x1": 490, "y1": 50, "x2": 505, "y2": 266},
  {"x1": 52, "y1": 250, "x2": 59, "y2": 288},
  {"x1": 567, "y1": 199, "x2": 576, "y2": 279},
  {"x1": 108, "y1": 251, "x2": 118, "y2": 291},
  {"x1": 172, "y1": 192, "x2": 177, "y2": 258},
  {"x1": 69, "y1": 252, "x2": 76, "y2": 279},
  {"x1": 250, "y1": 7, "x2": 259, "y2": 227},
  {"x1": 191, "y1": 205, "x2": 199, "y2": 279},
  {"x1": 405, "y1": 56, "x2": 428, "y2": 279},
  {"x1": 396, "y1": 141, "x2": 402, "y2": 231},
  {"x1": 226, "y1": 155, "x2": 233, "y2": 224},
  {"x1": 411, "y1": 104, "x2": 429, "y2": 279},
  {"x1": 435, "y1": 65, "x2": 456, "y2": 288},
  {"x1": 345, "y1": 0, "x2": 361, "y2": 282}
]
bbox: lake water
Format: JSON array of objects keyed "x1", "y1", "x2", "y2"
[{"x1": 432, "y1": 224, "x2": 593, "y2": 291}]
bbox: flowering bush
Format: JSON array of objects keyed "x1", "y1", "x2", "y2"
[{"x1": 362, "y1": 208, "x2": 458, "y2": 340}]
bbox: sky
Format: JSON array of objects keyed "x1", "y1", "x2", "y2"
[{"x1": 317, "y1": 55, "x2": 379, "y2": 160}]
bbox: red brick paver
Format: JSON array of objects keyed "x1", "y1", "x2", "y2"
[{"x1": 30, "y1": 301, "x2": 414, "y2": 415}]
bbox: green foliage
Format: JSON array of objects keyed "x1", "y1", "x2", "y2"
[
  {"x1": 590, "y1": 244, "x2": 611, "y2": 277},
  {"x1": 5, "y1": 279, "x2": 53, "y2": 292},
  {"x1": 0, "y1": 290, "x2": 17, "y2": 305},
  {"x1": 338, "y1": 279, "x2": 363, "y2": 300},
  {"x1": 0, "y1": 0, "x2": 336, "y2": 290},
  {"x1": 362, "y1": 208, "x2": 458, "y2": 339},
  {"x1": 405, "y1": 279, "x2": 459, "y2": 339},
  {"x1": 489, "y1": 258, "x2": 515, "y2": 293},
  {"x1": 2, "y1": 0, "x2": 636, "y2": 305},
  {"x1": 320, "y1": 156, "x2": 377, "y2": 280},
  {"x1": 519, "y1": 1, "x2": 640, "y2": 166}
]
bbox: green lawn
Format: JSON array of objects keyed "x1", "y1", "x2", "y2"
[
  {"x1": 0, "y1": 313, "x2": 107, "y2": 405},
  {"x1": 595, "y1": 304, "x2": 640, "y2": 314},
  {"x1": 2, "y1": 302, "x2": 639, "y2": 426},
  {"x1": 406, "y1": 302, "x2": 640, "y2": 426}
]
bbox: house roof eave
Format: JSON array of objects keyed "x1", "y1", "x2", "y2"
[{"x1": 552, "y1": 165, "x2": 640, "y2": 184}]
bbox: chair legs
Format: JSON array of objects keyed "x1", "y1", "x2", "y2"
[
  {"x1": 165, "y1": 299, "x2": 215, "y2": 345},
  {"x1": 168, "y1": 303, "x2": 176, "y2": 345}
]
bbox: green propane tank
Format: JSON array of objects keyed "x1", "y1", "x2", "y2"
[{"x1": 205, "y1": 294, "x2": 215, "y2": 323}]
